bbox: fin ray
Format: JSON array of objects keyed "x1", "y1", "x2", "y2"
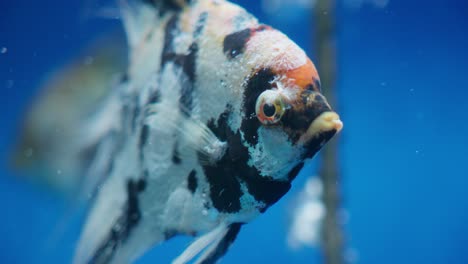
[
  {"x1": 172, "y1": 224, "x2": 229, "y2": 264},
  {"x1": 195, "y1": 223, "x2": 242, "y2": 264}
]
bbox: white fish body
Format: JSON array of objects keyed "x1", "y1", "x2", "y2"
[{"x1": 16, "y1": 0, "x2": 343, "y2": 263}]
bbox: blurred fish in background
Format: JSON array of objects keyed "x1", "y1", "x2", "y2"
[
  {"x1": 287, "y1": 177, "x2": 325, "y2": 250},
  {"x1": 13, "y1": 33, "x2": 127, "y2": 193}
]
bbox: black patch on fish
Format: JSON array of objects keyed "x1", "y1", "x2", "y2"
[
  {"x1": 201, "y1": 105, "x2": 291, "y2": 213},
  {"x1": 187, "y1": 170, "x2": 198, "y2": 194},
  {"x1": 302, "y1": 130, "x2": 337, "y2": 159},
  {"x1": 139, "y1": 125, "x2": 150, "y2": 160},
  {"x1": 223, "y1": 28, "x2": 251, "y2": 59},
  {"x1": 131, "y1": 99, "x2": 140, "y2": 132},
  {"x1": 240, "y1": 68, "x2": 276, "y2": 146},
  {"x1": 136, "y1": 178, "x2": 147, "y2": 192},
  {"x1": 287, "y1": 162, "x2": 304, "y2": 181},
  {"x1": 163, "y1": 1, "x2": 180, "y2": 11},
  {"x1": 148, "y1": 90, "x2": 161, "y2": 104},
  {"x1": 198, "y1": 223, "x2": 243, "y2": 264},
  {"x1": 238, "y1": 173, "x2": 291, "y2": 213},
  {"x1": 223, "y1": 25, "x2": 270, "y2": 59},
  {"x1": 179, "y1": 43, "x2": 197, "y2": 82},
  {"x1": 126, "y1": 179, "x2": 143, "y2": 226},
  {"x1": 121, "y1": 96, "x2": 141, "y2": 133},
  {"x1": 200, "y1": 109, "x2": 243, "y2": 213},
  {"x1": 120, "y1": 72, "x2": 129, "y2": 83},
  {"x1": 305, "y1": 84, "x2": 315, "y2": 91},
  {"x1": 89, "y1": 231, "x2": 118, "y2": 263},
  {"x1": 203, "y1": 200, "x2": 210, "y2": 210},
  {"x1": 105, "y1": 160, "x2": 115, "y2": 179},
  {"x1": 178, "y1": 43, "x2": 198, "y2": 117},
  {"x1": 151, "y1": 0, "x2": 193, "y2": 16},
  {"x1": 281, "y1": 91, "x2": 332, "y2": 143},
  {"x1": 142, "y1": 0, "x2": 194, "y2": 17},
  {"x1": 193, "y1": 12, "x2": 208, "y2": 38},
  {"x1": 90, "y1": 178, "x2": 147, "y2": 263},
  {"x1": 139, "y1": 125, "x2": 150, "y2": 148},
  {"x1": 172, "y1": 142, "x2": 182, "y2": 164},
  {"x1": 161, "y1": 15, "x2": 198, "y2": 117},
  {"x1": 281, "y1": 113, "x2": 309, "y2": 143},
  {"x1": 161, "y1": 15, "x2": 179, "y2": 64},
  {"x1": 164, "y1": 229, "x2": 177, "y2": 240},
  {"x1": 142, "y1": 0, "x2": 156, "y2": 7},
  {"x1": 132, "y1": 107, "x2": 139, "y2": 131},
  {"x1": 161, "y1": 16, "x2": 197, "y2": 81},
  {"x1": 314, "y1": 93, "x2": 325, "y2": 103}
]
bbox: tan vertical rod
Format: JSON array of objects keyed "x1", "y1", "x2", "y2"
[{"x1": 313, "y1": 1, "x2": 344, "y2": 264}]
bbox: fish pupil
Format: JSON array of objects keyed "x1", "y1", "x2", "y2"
[{"x1": 263, "y1": 103, "x2": 276, "y2": 117}]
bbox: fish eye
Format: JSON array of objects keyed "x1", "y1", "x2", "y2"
[{"x1": 255, "y1": 91, "x2": 285, "y2": 125}]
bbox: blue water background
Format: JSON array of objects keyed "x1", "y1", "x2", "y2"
[{"x1": 0, "y1": 0, "x2": 467, "y2": 263}]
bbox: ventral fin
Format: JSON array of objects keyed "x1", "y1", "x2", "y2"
[
  {"x1": 172, "y1": 223, "x2": 242, "y2": 264},
  {"x1": 195, "y1": 223, "x2": 242, "y2": 264}
]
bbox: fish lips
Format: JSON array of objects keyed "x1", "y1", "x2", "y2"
[
  {"x1": 300, "y1": 111, "x2": 343, "y2": 159},
  {"x1": 281, "y1": 90, "x2": 343, "y2": 159}
]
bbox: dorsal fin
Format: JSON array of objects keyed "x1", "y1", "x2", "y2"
[
  {"x1": 120, "y1": 0, "x2": 193, "y2": 48},
  {"x1": 151, "y1": 0, "x2": 193, "y2": 11},
  {"x1": 138, "y1": 0, "x2": 193, "y2": 14}
]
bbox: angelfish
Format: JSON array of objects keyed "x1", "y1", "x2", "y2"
[{"x1": 16, "y1": 0, "x2": 343, "y2": 263}]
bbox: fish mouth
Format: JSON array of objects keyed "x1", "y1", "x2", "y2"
[{"x1": 299, "y1": 111, "x2": 343, "y2": 144}]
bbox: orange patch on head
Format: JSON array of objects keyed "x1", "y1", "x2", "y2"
[{"x1": 280, "y1": 59, "x2": 320, "y2": 90}]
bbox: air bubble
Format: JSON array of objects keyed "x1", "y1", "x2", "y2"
[
  {"x1": 6, "y1": 80, "x2": 14, "y2": 89},
  {"x1": 24, "y1": 148, "x2": 34, "y2": 158}
]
